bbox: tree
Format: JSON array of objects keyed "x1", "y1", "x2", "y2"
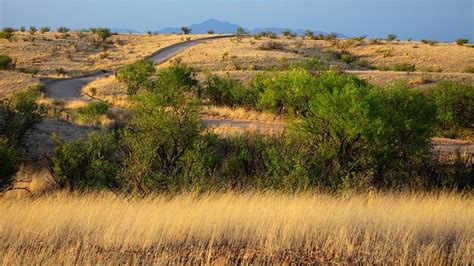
[
  {"x1": 387, "y1": 33, "x2": 397, "y2": 41},
  {"x1": 455, "y1": 38, "x2": 469, "y2": 46},
  {"x1": 94, "y1": 28, "x2": 112, "y2": 43},
  {"x1": 40, "y1": 27, "x2": 51, "y2": 34},
  {"x1": 0, "y1": 27, "x2": 15, "y2": 41},
  {"x1": 116, "y1": 59, "x2": 156, "y2": 95},
  {"x1": 207, "y1": 29, "x2": 214, "y2": 34},
  {"x1": 304, "y1": 30, "x2": 314, "y2": 39},
  {"x1": 119, "y1": 91, "x2": 203, "y2": 192},
  {"x1": 57, "y1": 27, "x2": 70, "y2": 33},
  {"x1": 29, "y1": 26, "x2": 37, "y2": 35},
  {"x1": 181, "y1": 27, "x2": 192, "y2": 35},
  {"x1": 0, "y1": 54, "x2": 14, "y2": 70},
  {"x1": 281, "y1": 29, "x2": 293, "y2": 37},
  {"x1": 236, "y1": 27, "x2": 247, "y2": 37},
  {"x1": 19, "y1": 26, "x2": 25, "y2": 32}
]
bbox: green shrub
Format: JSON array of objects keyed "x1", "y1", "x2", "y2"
[
  {"x1": 94, "y1": 28, "x2": 112, "y2": 42},
  {"x1": 119, "y1": 91, "x2": 203, "y2": 193},
  {"x1": 427, "y1": 81, "x2": 474, "y2": 138},
  {"x1": 465, "y1": 67, "x2": 474, "y2": 73},
  {"x1": 29, "y1": 26, "x2": 37, "y2": 35},
  {"x1": 153, "y1": 62, "x2": 199, "y2": 97},
  {"x1": 387, "y1": 34, "x2": 397, "y2": 41},
  {"x1": 19, "y1": 26, "x2": 25, "y2": 32},
  {"x1": 392, "y1": 62, "x2": 416, "y2": 72},
  {"x1": 0, "y1": 27, "x2": 15, "y2": 40},
  {"x1": 57, "y1": 27, "x2": 70, "y2": 33},
  {"x1": 340, "y1": 52, "x2": 357, "y2": 64},
  {"x1": 0, "y1": 138, "x2": 17, "y2": 192},
  {"x1": 455, "y1": 38, "x2": 469, "y2": 46},
  {"x1": 50, "y1": 132, "x2": 121, "y2": 191},
  {"x1": 76, "y1": 101, "x2": 109, "y2": 123},
  {"x1": 207, "y1": 30, "x2": 214, "y2": 34},
  {"x1": 421, "y1": 39, "x2": 438, "y2": 45},
  {"x1": 40, "y1": 27, "x2": 50, "y2": 34},
  {"x1": 203, "y1": 74, "x2": 250, "y2": 106},
  {"x1": 0, "y1": 54, "x2": 14, "y2": 70},
  {"x1": 181, "y1": 27, "x2": 191, "y2": 35},
  {"x1": 116, "y1": 59, "x2": 155, "y2": 95}
]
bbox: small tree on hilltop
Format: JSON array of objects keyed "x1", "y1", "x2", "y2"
[
  {"x1": 57, "y1": 27, "x2": 70, "y2": 33},
  {"x1": 29, "y1": 26, "x2": 37, "y2": 35},
  {"x1": 40, "y1": 27, "x2": 51, "y2": 34},
  {"x1": 95, "y1": 28, "x2": 112, "y2": 43},
  {"x1": 0, "y1": 27, "x2": 15, "y2": 41},
  {"x1": 236, "y1": 27, "x2": 247, "y2": 37},
  {"x1": 304, "y1": 30, "x2": 314, "y2": 39},
  {"x1": 181, "y1": 27, "x2": 192, "y2": 35},
  {"x1": 455, "y1": 38, "x2": 469, "y2": 46},
  {"x1": 207, "y1": 29, "x2": 214, "y2": 34},
  {"x1": 387, "y1": 33, "x2": 397, "y2": 41},
  {"x1": 19, "y1": 26, "x2": 25, "y2": 32}
]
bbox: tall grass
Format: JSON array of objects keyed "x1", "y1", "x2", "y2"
[{"x1": 1, "y1": 192, "x2": 472, "y2": 264}]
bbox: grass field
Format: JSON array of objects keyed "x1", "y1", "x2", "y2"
[{"x1": 1, "y1": 192, "x2": 472, "y2": 264}]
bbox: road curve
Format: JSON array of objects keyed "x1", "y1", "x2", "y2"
[{"x1": 44, "y1": 35, "x2": 232, "y2": 101}]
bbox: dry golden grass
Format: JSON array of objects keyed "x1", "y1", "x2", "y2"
[
  {"x1": 0, "y1": 32, "x2": 213, "y2": 77},
  {"x1": 202, "y1": 106, "x2": 283, "y2": 123},
  {"x1": 0, "y1": 192, "x2": 472, "y2": 264}
]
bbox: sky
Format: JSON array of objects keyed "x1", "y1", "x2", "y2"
[{"x1": 1, "y1": 0, "x2": 472, "y2": 41}]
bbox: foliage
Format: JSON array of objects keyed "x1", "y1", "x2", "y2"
[
  {"x1": 57, "y1": 27, "x2": 70, "y2": 33},
  {"x1": 455, "y1": 38, "x2": 469, "y2": 46},
  {"x1": 427, "y1": 81, "x2": 474, "y2": 138},
  {"x1": 0, "y1": 138, "x2": 17, "y2": 192},
  {"x1": 40, "y1": 27, "x2": 51, "y2": 34},
  {"x1": 29, "y1": 26, "x2": 37, "y2": 35},
  {"x1": 392, "y1": 62, "x2": 416, "y2": 72},
  {"x1": 76, "y1": 101, "x2": 109, "y2": 124},
  {"x1": 94, "y1": 28, "x2": 112, "y2": 42},
  {"x1": 340, "y1": 52, "x2": 357, "y2": 64},
  {"x1": 50, "y1": 132, "x2": 121, "y2": 191},
  {"x1": 116, "y1": 59, "x2": 155, "y2": 95},
  {"x1": 259, "y1": 41, "x2": 284, "y2": 50},
  {"x1": 207, "y1": 29, "x2": 214, "y2": 34},
  {"x1": 19, "y1": 26, "x2": 25, "y2": 32},
  {"x1": 421, "y1": 39, "x2": 438, "y2": 45},
  {"x1": 0, "y1": 27, "x2": 15, "y2": 40},
  {"x1": 0, "y1": 54, "x2": 14, "y2": 70},
  {"x1": 387, "y1": 33, "x2": 397, "y2": 41},
  {"x1": 181, "y1": 27, "x2": 192, "y2": 35},
  {"x1": 153, "y1": 62, "x2": 199, "y2": 97},
  {"x1": 119, "y1": 91, "x2": 203, "y2": 192},
  {"x1": 236, "y1": 27, "x2": 247, "y2": 37},
  {"x1": 202, "y1": 74, "x2": 252, "y2": 106}
]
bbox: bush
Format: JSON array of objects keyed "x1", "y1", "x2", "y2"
[
  {"x1": 0, "y1": 54, "x2": 14, "y2": 70},
  {"x1": 40, "y1": 27, "x2": 50, "y2": 34},
  {"x1": 455, "y1": 38, "x2": 468, "y2": 46},
  {"x1": 387, "y1": 33, "x2": 397, "y2": 41},
  {"x1": 259, "y1": 41, "x2": 284, "y2": 50},
  {"x1": 427, "y1": 81, "x2": 474, "y2": 138},
  {"x1": 0, "y1": 27, "x2": 15, "y2": 40},
  {"x1": 340, "y1": 52, "x2": 357, "y2": 64},
  {"x1": 203, "y1": 74, "x2": 250, "y2": 106},
  {"x1": 119, "y1": 91, "x2": 203, "y2": 192},
  {"x1": 255, "y1": 31, "x2": 277, "y2": 39},
  {"x1": 50, "y1": 132, "x2": 121, "y2": 191},
  {"x1": 94, "y1": 28, "x2": 112, "y2": 43},
  {"x1": 465, "y1": 67, "x2": 474, "y2": 73},
  {"x1": 57, "y1": 27, "x2": 70, "y2": 33},
  {"x1": 421, "y1": 39, "x2": 438, "y2": 45},
  {"x1": 29, "y1": 26, "x2": 37, "y2": 35},
  {"x1": 207, "y1": 30, "x2": 214, "y2": 34},
  {"x1": 76, "y1": 101, "x2": 109, "y2": 124},
  {"x1": 181, "y1": 27, "x2": 191, "y2": 35},
  {"x1": 19, "y1": 26, "x2": 25, "y2": 32},
  {"x1": 392, "y1": 62, "x2": 416, "y2": 72},
  {"x1": 116, "y1": 59, "x2": 155, "y2": 95},
  {"x1": 0, "y1": 139, "x2": 17, "y2": 192},
  {"x1": 153, "y1": 62, "x2": 199, "y2": 97}
]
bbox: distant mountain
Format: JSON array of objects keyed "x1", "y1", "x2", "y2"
[
  {"x1": 110, "y1": 28, "x2": 141, "y2": 34},
  {"x1": 155, "y1": 19, "x2": 346, "y2": 37}
]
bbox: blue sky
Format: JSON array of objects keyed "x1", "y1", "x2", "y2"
[{"x1": 1, "y1": 0, "x2": 472, "y2": 41}]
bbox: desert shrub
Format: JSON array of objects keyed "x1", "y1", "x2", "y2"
[
  {"x1": 465, "y1": 67, "x2": 474, "y2": 73},
  {"x1": 181, "y1": 27, "x2": 191, "y2": 35},
  {"x1": 17, "y1": 67, "x2": 39, "y2": 74},
  {"x1": 28, "y1": 26, "x2": 37, "y2": 35},
  {"x1": 40, "y1": 27, "x2": 50, "y2": 34},
  {"x1": 259, "y1": 41, "x2": 284, "y2": 50},
  {"x1": 340, "y1": 52, "x2": 357, "y2": 64},
  {"x1": 392, "y1": 62, "x2": 416, "y2": 72},
  {"x1": 455, "y1": 38, "x2": 468, "y2": 46},
  {"x1": 19, "y1": 26, "x2": 25, "y2": 32},
  {"x1": 256, "y1": 31, "x2": 277, "y2": 39},
  {"x1": 387, "y1": 33, "x2": 397, "y2": 41},
  {"x1": 76, "y1": 101, "x2": 109, "y2": 124},
  {"x1": 0, "y1": 139, "x2": 17, "y2": 192},
  {"x1": 427, "y1": 81, "x2": 474, "y2": 138},
  {"x1": 153, "y1": 62, "x2": 199, "y2": 97},
  {"x1": 325, "y1": 33, "x2": 338, "y2": 41},
  {"x1": 207, "y1": 30, "x2": 214, "y2": 34},
  {"x1": 119, "y1": 91, "x2": 203, "y2": 193},
  {"x1": 57, "y1": 27, "x2": 70, "y2": 33},
  {"x1": 0, "y1": 54, "x2": 14, "y2": 70},
  {"x1": 116, "y1": 59, "x2": 155, "y2": 95},
  {"x1": 236, "y1": 27, "x2": 247, "y2": 37},
  {"x1": 50, "y1": 132, "x2": 121, "y2": 191},
  {"x1": 55, "y1": 67, "x2": 67, "y2": 75},
  {"x1": 0, "y1": 27, "x2": 15, "y2": 40},
  {"x1": 94, "y1": 28, "x2": 112, "y2": 43},
  {"x1": 421, "y1": 39, "x2": 439, "y2": 45},
  {"x1": 203, "y1": 74, "x2": 251, "y2": 106}
]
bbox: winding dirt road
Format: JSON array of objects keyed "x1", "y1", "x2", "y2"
[{"x1": 44, "y1": 36, "x2": 232, "y2": 101}]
